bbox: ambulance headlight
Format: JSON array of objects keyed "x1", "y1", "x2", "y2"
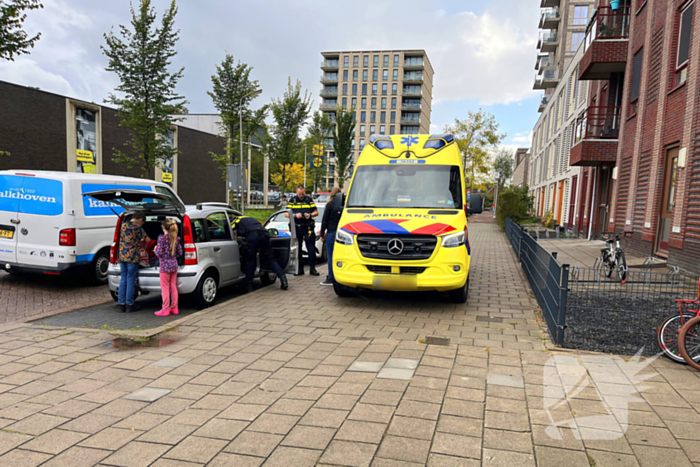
[
  {"x1": 336, "y1": 229, "x2": 355, "y2": 245},
  {"x1": 441, "y1": 231, "x2": 465, "y2": 248}
]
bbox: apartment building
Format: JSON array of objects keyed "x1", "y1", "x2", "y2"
[
  {"x1": 512, "y1": 148, "x2": 531, "y2": 188},
  {"x1": 319, "y1": 49, "x2": 434, "y2": 187},
  {"x1": 534, "y1": 0, "x2": 596, "y2": 111}
]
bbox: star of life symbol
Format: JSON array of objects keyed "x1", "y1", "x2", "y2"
[
  {"x1": 540, "y1": 349, "x2": 658, "y2": 440},
  {"x1": 400, "y1": 136, "x2": 419, "y2": 147}
]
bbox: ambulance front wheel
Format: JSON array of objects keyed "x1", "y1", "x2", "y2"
[
  {"x1": 333, "y1": 280, "x2": 355, "y2": 298},
  {"x1": 447, "y1": 276, "x2": 469, "y2": 304}
]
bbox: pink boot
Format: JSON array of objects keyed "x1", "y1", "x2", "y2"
[
  {"x1": 169, "y1": 308, "x2": 179, "y2": 315},
  {"x1": 154, "y1": 309, "x2": 171, "y2": 316}
]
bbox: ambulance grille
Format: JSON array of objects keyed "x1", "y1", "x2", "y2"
[
  {"x1": 357, "y1": 235, "x2": 437, "y2": 260},
  {"x1": 366, "y1": 265, "x2": 427, "y2": 275}
]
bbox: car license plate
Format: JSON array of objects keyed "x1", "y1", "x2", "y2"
[{"x1": 0, "y1": 229, "x2": 13, "y2": 239}]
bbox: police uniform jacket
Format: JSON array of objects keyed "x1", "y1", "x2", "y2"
[
  {"x1": 286, "y1": 195, "x2": 317, "y2": 226},
  {"x1": 231, "y1": 216, "x2": 264, "y2": 238}
]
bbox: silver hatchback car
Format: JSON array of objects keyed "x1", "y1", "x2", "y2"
[{"x1": 84, "y1": 189, "x2": 297, "y2": 308}]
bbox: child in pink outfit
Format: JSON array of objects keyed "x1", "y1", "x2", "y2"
[{"x1": 154, "y1": 219, "x2": 182, "y2": 316}]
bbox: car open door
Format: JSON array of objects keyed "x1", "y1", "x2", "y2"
[
  {"x1": 82, "y1": 189, "x2": 186, "y2": 216},
  {"x1": 265, "y1": 209, "x2": 297, "y2": 274}
]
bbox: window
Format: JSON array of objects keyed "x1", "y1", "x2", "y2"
[
  {"x1": 361, "y1": 111, "x2": 366, "y2": 122},
  {"x1": 363, "y1": 55, "x2": 368, "y2": 67},
  {"x1": 371, "y1": 111, "x2": 376, "y2": 123},
  {"x1": 371, "y1": 97, "x2": 377, "y2": 109},
  {"x1": 343, "y1": 70, "x2": 348, "y2": 81},
  {"x1": 352, "y1": 84, "x2": 357, "y2": 95},
  {"x1": 382, "y1": 83, "x2": 388, "y2": 95},
  {"x1": 362, "y1": 70, "x2": 368, "y2": 81},
  {"x1": 74, "y1": 107, "x2": 99, "y2": 174},
  {"x1": 353, "y1": 70, "x2": 358, "y2": 81},
  {"x1": 342, "y1": 97, "x2": 347, "y2": 107},
  {"x1": 393, "y1": 69, "x2": 399, "y2": 81},
  {"x1": 389, "y1": 125, "x2": 395, "y2": 135},
  {"x1": 370, "y1": 125, "x2": 376, "y2": 135},
  {"x1": 383, "y1": 55, "x2": 389, "y2": 66},
  {"x1": 344, "y1": 56, "x2": 349, "y2": 67},
  {"x1": 381, "y1": 97, "x2": 387, "y2": 109},
  {"x1": 675, "y1": 1, "x2": 695, "y2": 87},
  {"x1": 392, "y1": 83, "x2": 398, "y2": 95},
  {"x1": 351, "y1": 139, "x2": 355, "y2": 149},
  {"x1": 373, "y1": 55, "x2": 379, "y2": 66},
  {"x1": 360, "y1": 125, "x2": 366, "y2": 136},
  {"x1": 206, "y1": 212, "x2": 231, "y2": 241},
  {"x1": 373, "y1": 69, "x2": 378, "y2": 81},
  {"x1": 380, "y1": 111, "x2": 386, "y2": 122},
  {"x1": 573, "y1": 6, "x2": 588, "y2": 25},
  {"x1": 571, "y1": 32, "x2": 585, "y2": 52},
  {"x1": 342, "y1": 84, "x2": 348, "y2": 95},
  {"x1": 372, "y1": 84, "x2": 378, "y2": 95},
  {"x1": 391, "y1": 98, "x2": 397, "y2": 109},
  {"x1": 381, "y1": 70, "x2": 387, "y2": 81},
  {"x1": 394, "y1": 54, "x2": 399, "y2": 66},
  {"x1": 353, "y1": 55, "x2": 359, "y2": 67},
  {"x1": 630, "y1": 48, "x2": 643, "y2": 114},
  {"x1": 390, "y1": 111, "x2": 396, "y2": 123},
  {"x1": 360, "y1": 138, "x2": 365, "y2": 149},
  {"x1": 351, "y1": 97, "x2": 357, "y2": 108},
  {"x1": 380, "y1": 125, "x2": 386, "y2": 135},
  {"x1": 362, "y1": 84, "x2": 367, "y2": 95},
  {"x1": 361, "y1": 97, "x2": 367, "y2": 109}
]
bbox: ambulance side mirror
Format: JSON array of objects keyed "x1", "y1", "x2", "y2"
[{"x1": 334, "y1": 192, "x2": 344, "y2": 213}]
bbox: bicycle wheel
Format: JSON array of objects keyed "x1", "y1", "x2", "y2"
[
  {"x1": 657, "y1": 312, "x2": 696, "y2": 363},
  {"x1": 603, "y1": 251, "x2": 613, "y2": 278},
  {"x1": 679, "y1": 316, "x2": 700, "y2": 370},
  {"x1": 616, "y1": 251, "x2": 627, "y2": 283}
]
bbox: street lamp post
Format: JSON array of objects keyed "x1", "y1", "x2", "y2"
[
  {"x1": 304, "y1": 145, "x2": 307, "y2": 188},
  {"x1": 239, "y1": 89, "x2": 262, "y2": 214}
]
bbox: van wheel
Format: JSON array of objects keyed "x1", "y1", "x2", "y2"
[
  {"x1": 260, "y1": 272, "x2": 277, "y2": 286},
  {"x1": 333, "y1": 280, "x2": 355, "y2": 298},
  {"x1": 194, "y1": 272, "x2": 218, "y2": 309},
  {"x1": 447, "y1": 277, "x2": 469, "y2": 304},
  {"x1": 91, "y1": 250, "x2": 110, "y2": 285},
  {"x1": 110, "y1": 289, "x2": 119, "y2": 302}
]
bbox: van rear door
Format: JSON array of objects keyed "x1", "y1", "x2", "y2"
[
  {"x1": 0, "y1": 174, "x2": 23, "y2": 265},
  {"x1": 7, "y1": 174, "x2": 66, "y2": 269}
]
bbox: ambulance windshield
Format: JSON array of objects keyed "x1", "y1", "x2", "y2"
[{"x1": 347, "y1": 165, "x2": 463, "y2": 209}]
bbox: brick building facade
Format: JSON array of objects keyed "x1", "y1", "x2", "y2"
[{"x1": 512, "y1": 148, "x2": 531, "y2": 187}]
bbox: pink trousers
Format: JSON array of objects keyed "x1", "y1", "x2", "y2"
[{"x1": 160, "y1": 272, "x2": 178, "y2": 311}]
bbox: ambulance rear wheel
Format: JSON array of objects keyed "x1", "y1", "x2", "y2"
[
  {"x1": 448, "y1": 277, "x2": 469, "y2": 304},
  {"x1": 333, "y1": 280, "x2": 354, "y2": 298}
]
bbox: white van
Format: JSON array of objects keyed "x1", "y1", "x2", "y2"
[{"x1": 0, "y1": 170, "x2": 181, "y2": 284}]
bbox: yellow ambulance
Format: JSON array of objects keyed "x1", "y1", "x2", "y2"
[{"x1": 332, "y1": 133, "x2": 471, "y2": 303}]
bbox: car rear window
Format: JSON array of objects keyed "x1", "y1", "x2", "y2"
[
  {"x1": 0, "y1": 175, "x2": 63, "y2": 216},
  {"x1": 82, "y1": 183, "x2": 154, "y2": 217}
]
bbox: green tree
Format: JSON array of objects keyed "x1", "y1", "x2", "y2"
[
  {"x1": 493, "y1": 148, "x2": 514, "y2": 187},
  {"x1": 307, "y1": 112, "x2": 333, "y2": 191},
  {"x1": 0, "y1": 0, "x2": 43, "y2": 61},
  {"x1": 496, "y1": 185, "x2": 533, "y2": 229},
  {"x1": 444, "y1": 110, "x2": 504, "y2": 190},
  {"x1": 101, "y1": 0, "x2": 188, "y2": 177},
  {"x1": 333, "y1": 105, "x2": 356, "y2": 188},
  {"x1": 264, "y1": 78, "x2": 312, "y2": 195},
  {"x1": 207, "y1": 53, "x2": 267, "y2": 179}
]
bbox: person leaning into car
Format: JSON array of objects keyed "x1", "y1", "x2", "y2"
[
  {"x1": 231, "y1": 216, "x2": 289, "y2": 293},
  {"x1": 117, "y1": 211, "x2": 151, "y2": 312},
  {"x1": 285, "y1": 184, "x2": 319, "y2": 276}
]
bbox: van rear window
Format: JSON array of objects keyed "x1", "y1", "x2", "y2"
[{"x1": 0, "y1": 175, "x2": 63, "y2": 216}]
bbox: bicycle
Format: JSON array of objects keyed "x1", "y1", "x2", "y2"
[
  {"x1": 657, "y1": 278, "x2": 700, "y2": 363},
  {"x1": 678, "y1": 310, "x2": 700, "y2": 370},
  {"x1": 601, "y1": 231, "x2": 630, "y2": 283}
]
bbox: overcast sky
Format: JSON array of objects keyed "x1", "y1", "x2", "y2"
[{"x1": 0, "y1": 0, "x2": 540, "y2": 149}]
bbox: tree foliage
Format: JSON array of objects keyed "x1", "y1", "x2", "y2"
[
  {"x1": 263, "y1": 78, "x2": 312, "y2": 196},
  {"x1": 208, "y1": 53, "x2": 267, "y2": 178},
  {"x1": 493, "y1": 148, "x2": 514, "y2": 187},
  {"x1": 0, "y1": 0, "x2": 42, "y2": 61},
  {"x1": 271, "y1": 162, "x2": 304, "y2": 194},
  {"x1": 333, "y1": 105, "x2": 356, "y2": 188},
  {"x1": 102, "y1": 0, "x2": 188, "y2": 177},
  {"x1": 444, "y1": 110, "x2": 504, "y2": 189},
  {"x1": 496, "y1": 185, "x2": 533, "y2": 229}
]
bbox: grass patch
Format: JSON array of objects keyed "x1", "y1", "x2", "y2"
[{"x1": 245, "y1": 209, "x2": 278, "y2": 222}]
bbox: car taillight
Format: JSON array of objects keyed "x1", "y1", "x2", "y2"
[
  {"x1": 110, "y1": 215, "x2": 123, "y2": 263},
  {"x1": 183, "y1": 214, "x2": 197, "y2": 265},
  {"x1": 59, "y1": 228, "x2": 76, "y2": 246}
]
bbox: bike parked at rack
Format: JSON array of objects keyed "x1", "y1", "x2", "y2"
[
  {"x1": 601, "y1": 231, "x2": 630, "y2": 283},
  {"x1": 657, "y1": 278, "x2": 700, "y2": 363}
]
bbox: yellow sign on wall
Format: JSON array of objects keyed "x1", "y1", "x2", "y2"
[
  {"x1": 312, "y1": 144, "x2": 323, "y2": 156},
  {"x1": 162, "y1": 173, "x2": 173, "y2": 183},
  {"x1": 76, "y1": 149, "x2": 94, "y2": 163},
  {"x1": 82, "y1": 163, "x2": 97, "y2": 174}
]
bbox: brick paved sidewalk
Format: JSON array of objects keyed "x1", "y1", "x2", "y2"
[{"x1": 0, "y1": 215, "x2": 695, "y2": 466}]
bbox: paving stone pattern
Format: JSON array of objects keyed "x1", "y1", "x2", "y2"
[{"x1": 0, "y1": 214, "x2": 696, "y2": 466}]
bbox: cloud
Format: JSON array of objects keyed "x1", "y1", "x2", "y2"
[
  {"x1": 0, "y1": 58, "x2": 76, "y2": 96},
  {"x1": 510, "y1": 130, "x2": 534, "y2": 144}
]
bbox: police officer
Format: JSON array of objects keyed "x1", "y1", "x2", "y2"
[
  {"x1": 231, "y1": 216, "x2": 289, "y2": 293},
  {"x1": 285, "y1": 184, "x2": 319, "y2": 276}
]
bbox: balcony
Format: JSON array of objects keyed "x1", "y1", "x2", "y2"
[
  {"x1": 403, "y1": 73, "x2": 423, "y2": 84},
  {"x1": 535, "y1": 55, "x2": 551, "y2": 70},
  {"x1": 402, "y1": 88, "x2": 422, "y2": 97},
  {"x1": 321, "y1": 60, "x2": 340, "y2": 71},
  {"x1": 539, "y1": 9, "x2": 560, "y2": 29},
  {"x1": 401, "y1": 102, "x2": 421, "y2": 111},
  {"x1": 533, "y1": 68, "x2": 559, "y2": 89},
  {"x1": 320, "y1": 74, "x2": 339, "y2": 84},
  {"x1": 579, "y1": 6, "x2": 631, "y2": 80},
  {"x1": 320, "y1": 102, "x2": 337, "y2": 111},
  {"x1": 540, "y1": 0, "x2": 560, "y2": 7},
  {"x1": 320, "y1": 88, "x2": 338, "y2": 97},
  {"x1": 569, "y1": 106, "x2": 620, "y2": 166},
  {"x1": 400, "y1": 116, "x2": 421, "y2": 124},
  {"x1": 537, "y1": 31, "x2": 558, "y2": 52},
  {"x1": 403, "y1": 57, "x2": 424, "y2": 70},
  {"x1": 538, "y1": 95, "x2": 550, "y2": 113}
]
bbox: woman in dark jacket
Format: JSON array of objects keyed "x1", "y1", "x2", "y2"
[{"x1": 319, "y1": 187, "x2": 342, "y2": 286}]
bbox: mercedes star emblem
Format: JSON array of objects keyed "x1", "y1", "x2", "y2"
[{"x1": 387, "y1": 238, "x2": 404, "y2": 255}]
